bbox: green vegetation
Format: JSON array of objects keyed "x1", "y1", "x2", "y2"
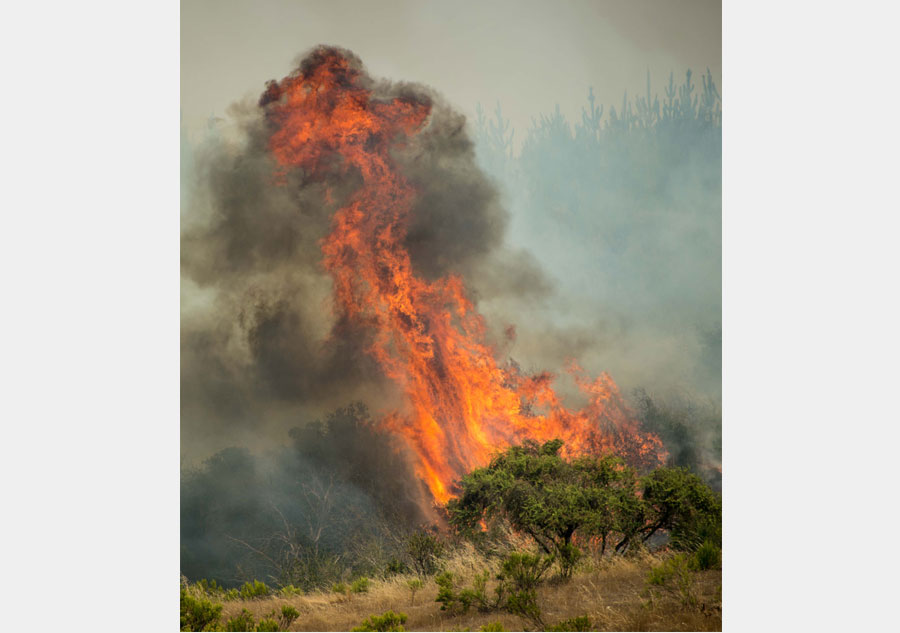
[
  {"x1": 220, "y1": 605, "x2": 299, "y2": 632},
  {"x1": 279, "y1": 605, "x2": 300, "y2": 629},
  {"x1": 350, "y1": 576, "x2": 370, "y2": 593},
  {"x1": 435, "y1": 570, "x2": 491, "y2": 615},
  {"x1": 406, "y1": 578, "x2": 423, "y2": 603},
  {"x1": 448, "y1": 439, "x2": 720, "y2": 579},
  {"x1": 224, "y1": 609, "x2": 256, "y2": 632},
  {"x1": 196, "y1": 579, "x2": 225, "y2": 595},
  {"x1": 188, "y1": 578, "x2": 240, "y2": 601},
  {"x1": 182, "y1": 440, "x2": 721, "y2": 631},
  {"x1": 549, "y1": 616, "x2": 592, "y2": 632},
  {"x1": 646, "y1": 554, "x2": 698, "y2": 608},
  {"x1": 181, "y1": 587, "x2": 223, "y2": 632},
  {"x1": 433, "y1": 550, "x2": 556, "y2": 628},
  {"x1": 239, "y1": 580, "x2": 270, "y2": 600},
  {"x1": 641, "y1": 467, "x2": 721, "y2": 551},
  {"x1": 254, "y1": 617, "x2": 279, "y2": 632},
  {"x1": 352, "y1": 610, "x2": 408, "y2": 632},
  {"x1": 385, "y1": 556, "x2": 407, "y2": 576},
  {"x1": 690, "y1": 540, "x2": 722, "y2": 571},
  {"x1": 406, "y1": 529, "x2": 445, "y2": 576},
  {"x1": 449, "y1": 440, "x2": 619, "y2": 575},
  {"x1": 494, "y1": 551, "x2": 555, "y2": 628}
]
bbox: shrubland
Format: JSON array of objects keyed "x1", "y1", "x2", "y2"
[{"x1": 181, "y1": 440, "x2": 721, "y2": 631}]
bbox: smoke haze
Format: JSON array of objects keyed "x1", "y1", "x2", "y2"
[{"x1": 182, "y1": 47, "x2": 554, "y2": 462}]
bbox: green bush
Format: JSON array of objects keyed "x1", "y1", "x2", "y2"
[
  {"x1": 647, "y1": 555, "x2": 681, "y2": 586},
  {"x1": 503, "y1": 589, "x2": 542, "y2": 628},
  {"x1": 461, "y1": 571, "x2": 492, "y2": 612},
  {"x1": 406, "y1": 578, "x2": 423, "y2": 603},
  {"x1": 435, "y1": 552, "x2": 552, "y2": 624},
  {"x1": 641, "y1": 467, "x2": 721, "y2": 551},
  {"x1": 352, "y1": 610, "x2": 408, "y2": 632},
  {"x1": 196, "y1": 578, "x2": 225, "y2": 596},
  {"x1": 499, "y1": 552, "x2": 553, "y2": 592},
  {"x1": 224, "y1": 608, "x2": 256, "y2": 631},
  {"x1": 180, "y1": 587, "x2": 223, "y2": 631},
  {"x1": 556, "y1": 542, "x2": 583, "y2": 578},
  {"x1": 549, "y1": 615, "x2": 591, "y2": 631},
  {"x1": 406, "y1": 530, "x2": 445, "y2": 576},
  {"x1": 224, "y1": 589, "x2": 240, "y2": 601},
  {"x1": 479, "y1": 622, "x2": 505, "y2": 632},
  {"x1": 279, "y1": 584, "x2": 303, "y2": 597},
  {"x1": 332, "y1": 582, "x2": 348, "y2": 594},
  {"x1": 386, "y1": 557, "x2": 408, "y2": 576},
  {"x1": 279, "y1": 605, "x2": 300, "y2": 629},
  {"x1": 350, "y1": 576, "x2": 370, "y2": 593},
  {"x1": 255, "y1": 618, "x2": 279, "y2": 632},
  {"x1": 494, "y1": 552, "x2": 554, "y2": 628},
  {"x1": 447, "y1": 441, "x2": 645, "y2": 575},
  {"x1": 435, "y1": 572, "x2": 462, "y2": 613},
  {"x1": 239, "y1": 580, "x2": 269, "y2": 600},
  {"x1": 435, "y1": 569, "x2": 494, "y2": 615},
  {"x1": 690, "y1": 540, "x2": 721, "y2": 571},
  {"x1": 224, "y1": 608, "x2": 292, "y2": 632},
  {"x1": 646, "y1": 555, "x2": 697, "y2": 608}
]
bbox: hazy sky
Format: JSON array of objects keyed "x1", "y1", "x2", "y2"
[{"x1": 181, "y1": 0, "x2": 721, "y2": 144}]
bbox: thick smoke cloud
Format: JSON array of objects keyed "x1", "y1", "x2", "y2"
[
  {"x1": 470, "y1": 72, "x2": 722, "y2": 477},
  {"x1": 181, "y1": 47, "x2": 547, "y2": 460},
  {"x1": 181, "y1": 403, "x2": 429, "y2": 586},
  {"x1": 181, "y1": 47, "x2": 559, "y2": 583}
]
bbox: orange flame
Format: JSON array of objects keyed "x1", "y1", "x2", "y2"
[{"x1": 261, "y1": 48, "x2": 665, "y2": 506}]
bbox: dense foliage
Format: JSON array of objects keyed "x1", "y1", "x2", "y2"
[
  {"x1": 447, "y1": 440, "x2": 721, "y2": 576},
  {"x1": 181, "y1": 587, "x2": 223, "y2": 632},
  {"x1": 179, "y1": 588, "x2": 299, "y2": 632},
  {"x1": 352, "y1": 610, "x2": 408, "y2": 632},
  {"x1": 641, "y1": 466, "x2": 721, "y2": 551},
  {"x1": 181, "y1": 437, "x2": 721, "y2": 631}
]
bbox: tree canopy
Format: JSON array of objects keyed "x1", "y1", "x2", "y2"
[{"x1": 447, "y1": 439, "x2": 720, "y2": 576}]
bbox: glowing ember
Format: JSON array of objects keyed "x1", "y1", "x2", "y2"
[{"x1": 261, "y1": 47, "x2": 665, "y2": 506}]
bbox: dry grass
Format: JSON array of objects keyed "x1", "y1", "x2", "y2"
[{"x1": 205, "y1": 547, "x2": 721, "y2": 632}]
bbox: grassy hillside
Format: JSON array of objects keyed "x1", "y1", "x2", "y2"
[{"x1": 181, "y1": 546, "x2": 721, "y2": 632}]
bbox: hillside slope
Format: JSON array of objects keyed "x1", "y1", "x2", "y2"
[{"x1": 182, "y1": 549, "x2": 721, "y2": 632}]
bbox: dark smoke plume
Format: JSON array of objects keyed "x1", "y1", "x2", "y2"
[
  {"x1": 181, "y1": 46, "x2": 555, "y2": 582},
  {"x1": 181, "y1": 46, "x2": 547, "y2": 454}
]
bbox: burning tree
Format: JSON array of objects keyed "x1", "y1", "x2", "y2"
[{"x1": 257, "y1": 46, "x2": 665, "y2": 509}]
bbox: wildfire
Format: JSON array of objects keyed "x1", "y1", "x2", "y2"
[{"x1": 260, "y1": 47, "x2": 665, "y2": 506}]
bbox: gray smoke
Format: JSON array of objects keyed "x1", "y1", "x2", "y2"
[
  {"x1": 181, "y1": 46, "x2": 551, "y2": 462},
  {"x1": 180, "y1": 49, "x2": 558, "y2": 586},
  {"x1": 469, "y1": 71, "x2": 722, "y2": 481}
]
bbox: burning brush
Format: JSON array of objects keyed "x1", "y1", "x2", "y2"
[{"x1": 257, "y1": 46, "x2": 666, "y2": 506}]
